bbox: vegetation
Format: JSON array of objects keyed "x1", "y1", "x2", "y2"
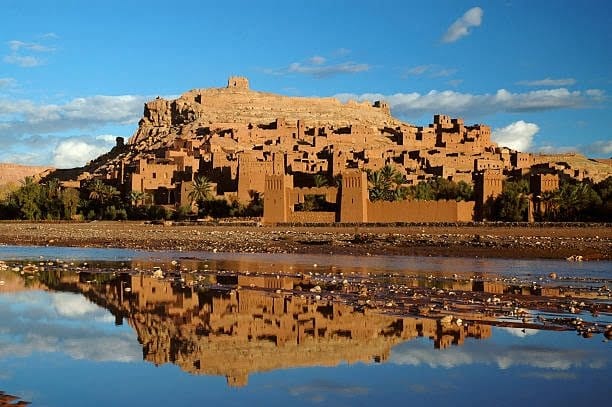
[
  {"x1": 486, "y1": 179, "x2": 530, "y2": 222},
  {"x1": 367, "y1": 165, "x2": 408, "y2": 202},
  {"x1": 406, "y1": 177, "x2": 473, "y2": 202},
  {"x1": 485, "y1": 176, "x2": 610, "y2": 222},
  {"x1": 536, "y1": 177, "x2": 608, "y2": 221},
  {"x1": 0, "y1": 173, "x2": 608, "y2": 222},
  {"x1": 366, "y1": 166, "x2": 473, "y2": 203}
]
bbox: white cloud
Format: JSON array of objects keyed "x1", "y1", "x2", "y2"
[
  {"x1": 53, "y1": 292, "x2": 102, "y2": 317},
  {"x1": 8, "y1": 40, "x2": 55, "y2": 53},
  {"x1": 391, "y1": 341, "x2": 606, "y2": 371},
  {"x1": 585, "y1": 89, "x2": 605, "y2": 101},
  {"x1": 308, "y1": 55, "x2": 326, "y2": 65},
  {"x1": 405, "y1": 65, "x2": 457, "y2": 78},
  {"x1": 332, "y1": 48, "x2": 351, "y2": 57},
  {"x1": 40, "y1": 32, "x2": 59, "y2": 39},
  {"x1": 4, "y1": 37, "x2": 56, "y2": 68},
  {"x1": 265, "y1": 53, "x2": 370, "y2": 78},
  {"x1": 406, "y1": 65, "x2": 430, "y2": 75},
  {"x1": 442, "y1": 7, "x2": 484, "y2": 43},
  {"x1": 499, "y1": 327, "x2": 539, "y2": 337},
  {"x1": 52, "y1": 135, "x2": 118, "y2": 168},
  {"x1": 0, "y1": 291, "x2": 141, "y2": 363},
  {"x1": 578, "y1": 140, "x2": 612, "y2": 157},
  {"x1": 287, "y1": 61, "x2": 369, "y2": 78},
  {"x1": 492, "y1": 120, "x2": 540, "y2": 151},
  {"x1": 0, "y1": 77, "x2": 15, "y2": 88},
  {"x1": 3, "y1": 54, "x2": 42, "y2": 67},
  {"x1": 0, "y1": 94, "x2": 147, "y2": 137},
  {"x1": 518, "y1": 78, "x2": 576, "y2": 87},
  {"x1": 536, "y1": 140, "x2": 612, "y2": 158},
  {"x1": 334, "y1": 88, "x2": 604, "y2": 119}
]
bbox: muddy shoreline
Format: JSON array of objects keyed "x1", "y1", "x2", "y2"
[{"x1": 0, "y1": 221, "x2": 610, "y2": 260}]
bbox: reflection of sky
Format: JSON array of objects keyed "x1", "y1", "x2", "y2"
[
  {"x1": 390, "y1": 328, "x2": 607, "y2": 371},
  {"x1": 0, "y1": 288, "x2": 610, "y2": 406},
  {"x1": 0, "y1": 291, "x2": 141, "y2": 363}
]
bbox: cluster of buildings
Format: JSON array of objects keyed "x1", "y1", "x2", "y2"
[{"x1": 56, "y1": 76, "x2": 609, "y2": 223}]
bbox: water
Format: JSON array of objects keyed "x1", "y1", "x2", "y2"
[{"x1": 0, "y1": 246, "x2": 610, "y2": 406}]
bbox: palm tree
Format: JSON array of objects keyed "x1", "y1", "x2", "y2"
[
  {"x1": 188, "y1": 175, "x2": 212, "y2": 206},
  {"x1": 128, "y1": 190, "x2": 147, "y2": 207},
  {"x1": 313, "y1": 174, "x2": 328, "y2": 188},
  {"x1": 45, "y1": 178, "x2": 61, "y2": 200},
  {"x1": 88, "y1": 179, "x2": 106, "y2": 203},
  {"x1": 16, "y1": 176, "x2": 42, "y2": 220},
  {"x1": 367, "y1": 165, "x2": 406, "y2": 202},
  {"x1": 539, "y1": 190, "x2": 560, "y2": 220},
  {"x1": 101, "y1": 184, "x2": 120, "y2": 205}
]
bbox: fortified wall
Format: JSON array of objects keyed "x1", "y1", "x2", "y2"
[{"x1": 263, "y1": 170, "x2": 475, "y2": 224}]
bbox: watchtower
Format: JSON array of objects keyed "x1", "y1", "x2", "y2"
[
  {"x1": 340, "y1": 170, "x2": 368, "y2": 222},
  {"x1": 473, "y1": 170, "x2": 504, "y2": 221},
  {"x1": 227, "y1": 76, "x2": 249, "y2": 89},
  {"x1": 530, "y1": 173, "x2": 559, "y2": 196},
  {"x1": 263, "y1": 174, "x2": 293, "y2": 224}
]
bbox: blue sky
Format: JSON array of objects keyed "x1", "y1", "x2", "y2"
[{"x1": 0, "y1": 0, "x2": 610, "y2": 168}]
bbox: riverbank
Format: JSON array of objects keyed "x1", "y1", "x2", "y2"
[{"x1": 0, "y1": 221, "x2": 610, "y2": 260}]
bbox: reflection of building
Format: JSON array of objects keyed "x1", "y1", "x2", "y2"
[
  {"x1": 77, "y1": 275, "x2": 491, "y2": 387},
  {"x1": 0, "y1": 390, "x2": 30, "y2": 407}
]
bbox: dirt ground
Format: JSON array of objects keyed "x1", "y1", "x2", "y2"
[{"x1": 0, "y1": 221, "x2": 610, "y2": 260}]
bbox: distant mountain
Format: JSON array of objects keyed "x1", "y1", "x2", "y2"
[{"x1": 0, "y1": 163, "x2": 54, "y2": 186}]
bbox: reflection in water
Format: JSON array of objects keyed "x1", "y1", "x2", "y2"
[
  {"x1": 0, "y1": 391, "x2": 29, "y2": 407},
  {"x1": 0, "y1": 253, "x2": 611, "y2": 406},
  {"x1": 75, "y1": 274, "x2": 490, "y2": 387}
]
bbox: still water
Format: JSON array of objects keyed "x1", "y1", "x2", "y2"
[{"x1": 0, "y1": 245, "x2": 610, "y2": 406}]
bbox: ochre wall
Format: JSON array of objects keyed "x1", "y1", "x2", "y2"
[
  {"x1": 367, "y1": 200, "x2": 474, "y2": 223},
  {"x1": 264, "y1": 172, "x2": 475, "y2": 224}
]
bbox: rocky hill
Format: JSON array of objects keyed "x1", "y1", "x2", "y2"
[
  {"x1": 0, "y1": 163, "x2": 53, "y2": 186},
  {"x1": 128, "y1": 76, "x2": 398, "y2": 149}
]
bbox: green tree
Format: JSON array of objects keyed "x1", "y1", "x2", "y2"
[
  {"x1": 12, "y1": 177, "x2": 43, "y2": 220},
  {"x1": 491, "y1": 179, "x2": 530, "y2": 222},
  {"x1": 61, "y1": 188, "x2": 81, "y2": 220},
  {"x1": 188, "y1": 176, "x2": 212, "y2": 206},
  {"x1": 42, "y1": 178, "x2": 63, "y2": 219},
  {"x1": 407, "y1": 181, "x2": 435, "y2": 201},
  {"x1": 557, "y1": 181, "x2": 602, "y2": 221},
  {"x1": 313, "y1": 174, "x2": 329, "y2": 188},
  {"x1": 85, "y1": 179, "x2": 120, "y2": 219},
  {"x1": 367, "y1": 165, "x2": 407, "y2": 202},
  {"x1": 128, "y1": 190, "x2": 147, "y2": 207}
]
